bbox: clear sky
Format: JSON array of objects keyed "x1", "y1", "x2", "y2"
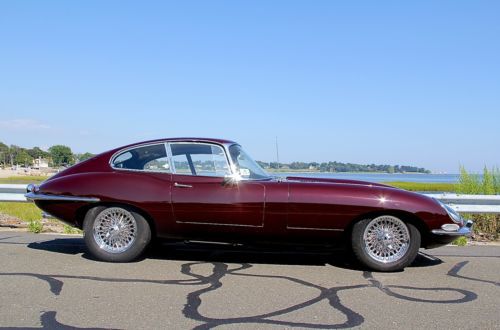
[{"x1": 1, "y1": 1, "x2": 499, "y2": 173}]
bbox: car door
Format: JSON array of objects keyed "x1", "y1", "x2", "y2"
[{"x1": 169, "y1": 142, "x2": 265, "y2": 227}]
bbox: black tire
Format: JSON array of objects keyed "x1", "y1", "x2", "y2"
[
  {"x1": 83, "y1": 206, "x2": 151, "y2": 262},
  {"x1": 351, "y1": 216, "x2": 421, "y2": 272}
]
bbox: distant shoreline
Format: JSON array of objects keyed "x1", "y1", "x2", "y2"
[{"x1": 266, "y1": 169, "x2": 452, "y2": 175}]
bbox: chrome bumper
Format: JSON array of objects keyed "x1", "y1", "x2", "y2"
[
  {"x1": 25, "y1": 184, "x2": 100, "y2": 203},
  {"x1": 431, "y1": 220, "x2": 473, "y2": 236}
]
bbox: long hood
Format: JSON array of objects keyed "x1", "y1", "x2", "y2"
[
  {"x1": 285, "y1": 176, "x2": 394, "y2": 188},
  {"x1": 285, "y1": 175, "x2": 446, "y2": 220}
]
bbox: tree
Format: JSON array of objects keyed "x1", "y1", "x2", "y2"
[
  {"x1": 269, "y1": 162, "x2": 280, "y2": 169},
  {"x1": 8, "y1": 145, "x2": 22, "y2": 166},
  {"x1": 75, "y1": 152, "x2": 95, "y2": 162},
  {"x1": 27, "y1": 147, "x2": 49, "y2": 159},
  {"x1": 15, "y1": 149, "x2": 33, "y2": 166},
  {"x1": 49, "y1": 145, "x2": 74, "y2": 166},
  {"x1": 0, "y1": 142, "x2": 8, "y2": 166},
  {"x1": 256, "y1": 161, "x2": 269, "y2": 168}
]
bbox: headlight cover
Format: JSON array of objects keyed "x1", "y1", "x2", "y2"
[{"x1": 436, "y1": 200, "x2": 463, "y2": 225}]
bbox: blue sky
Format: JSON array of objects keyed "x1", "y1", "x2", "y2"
[{"x1": 0, "y1": 1, "x2": 499, "y2": 173}]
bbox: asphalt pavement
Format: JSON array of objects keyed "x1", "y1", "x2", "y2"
[{"x1": 0, "y1": 231, "x2": 499, "y2": 329}]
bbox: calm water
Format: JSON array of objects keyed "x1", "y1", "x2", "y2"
[{"x1": 273, "y1": 172, "x2": 460, "y2": 183}]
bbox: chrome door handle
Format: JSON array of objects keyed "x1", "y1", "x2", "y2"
[{"x1": 174, "y1": 182, "x2": 193, "y2": 188}]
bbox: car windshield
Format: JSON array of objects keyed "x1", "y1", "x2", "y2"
[{"x1": 228, "y1": 144, "x2": 271, "y2": 180}]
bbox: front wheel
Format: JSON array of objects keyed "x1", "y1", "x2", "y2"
[
  {"x1": 351, "y1": 215, "x2": 420, "y2": 272},
  {"x1": 83, "y1": 206, "x2": 151, "y2": 262}
]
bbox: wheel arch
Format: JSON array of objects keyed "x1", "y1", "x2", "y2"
[
  {"x1": 343, "y1": 209, "x2": 429, "y2": 247},
  {"x1": 75, "y1": 202, "x2": 157, "y2": 239}
]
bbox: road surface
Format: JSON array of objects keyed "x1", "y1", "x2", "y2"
[{"x1": 0, "y1": 232, "x2": 499, "y2": 329}]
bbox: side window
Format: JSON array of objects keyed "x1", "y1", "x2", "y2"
[
  {"x1": 170, "y1": 143, "x2": 230, "y2": 177},
  {"x1": 112, "y1": 144, "x2": 170, "y2": 173},
  {"x1": 171, "y1": 154, "x2": 191, "y2": 175}
]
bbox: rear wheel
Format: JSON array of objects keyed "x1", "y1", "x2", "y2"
[
  {"x1": 83, "y1": 206, "x2": 151, "y2": 262},
  {"x1": 351, "y1": 215, "x2": 420, "y2": 271}
]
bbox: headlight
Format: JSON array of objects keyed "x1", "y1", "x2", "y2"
[{"x1": 436, "y1": 200, "x2": 463, "y2": 225}]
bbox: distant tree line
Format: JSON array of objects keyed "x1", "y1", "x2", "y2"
[
  {"x1": 0, "y1": 141, "x2": 95, "y2": 168},
  {"x1": 256, "y1": 160, "x2": 430, "y2": 174},
  {"x1": 0, "y1": 140, "x2": 429, "y2": 173}
]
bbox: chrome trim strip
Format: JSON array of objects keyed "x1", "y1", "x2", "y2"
[
  {"x1": 287, "y1": 226, "x2": 344, "y2": 232},
  {"x1": 108, "y1": 167, "x2": 172, "y2": 175},
  {"x1": 165, "y1": 142, "x2": 175, "y2": 173},
  {"x1": 431, "y1": 221, "x2": 473, "y2": 236},
  {"x1": 174, "y1": 182, "x2": 193, "y2": 188},
  {"x1": 223, "y1": 143, "x2": 239, "y2": 176},
  {"x1": 25, "y1": 192, "x2": 100, "y2": 203},
  {"x1": 284, "y1": 178, "x2": 384, "y2": 189},
  {"x1": 176, "y1": 220, "x2": 263, "y2": 228}
]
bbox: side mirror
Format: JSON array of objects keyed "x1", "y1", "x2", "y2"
[{"x1": 222, "y1": 173, "x2": 242, "y2": 186}]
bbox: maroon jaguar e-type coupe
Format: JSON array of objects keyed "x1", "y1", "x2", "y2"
[{"x1": 26, "y1": 138, "x2": 472, "y2": 271}]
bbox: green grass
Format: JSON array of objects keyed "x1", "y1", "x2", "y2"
[
  {"x1": 0, "y1": 202, "x2": 83, "y2": 234},
  {"x1": 385, "y1": 182, "x2": 456, "y2": 192},
  {"x1": 0, "y1": 202, "x2": 43, "y2": 221},
  {"x1": 63, "y1": 225, "x2": 82, "y2": 234},
  {"x1": 452, "y1": 236, "x2": 468, "y2": 246},
  {"x1": 456, "y1": 167, "x2": 499, "y2": 239},
  {"x1": 0, "y1": 175, "x2": 49, "y2": 184},
  {"x1": 456, "y1": 166, "x2": 500, "y2": 194},
  {"x1": 27, "y1": 220, "x2": 43, "y2": 233}
]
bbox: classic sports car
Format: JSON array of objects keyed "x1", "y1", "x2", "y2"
[{"x1": 26, "y1": 138, "x2": 472, "y2": 271}]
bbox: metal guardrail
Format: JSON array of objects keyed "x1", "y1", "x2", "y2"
[
  {"x1": 0, "y1": 184, "x2": 28, "y2": 202},
  {"x1": 424, "y1": 193, "x2": 500, "y2": 214},
  {"x1": 0, "y1": 184, "x2": 500, "y2": 214}
]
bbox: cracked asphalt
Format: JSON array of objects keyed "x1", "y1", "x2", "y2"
[{"x1": 0, "y1": 232, "x2": 499, "y2": 329}]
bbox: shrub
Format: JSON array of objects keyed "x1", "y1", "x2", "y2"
[
  {"x1": 456, "y1": 166, "x2": 499, "y2": 240},
  {"x1": 63, "y1": 225, "x2": 82, "y2": 234},
  {"x1": 456, "y1": 166, "x2": 481, "y2": 194},
  {"x1": 452, "y1": 236, "x2": 468, "y2": 246},
  {"x1": 28, "y1": 220, "x2": 43, "y2": 233}
]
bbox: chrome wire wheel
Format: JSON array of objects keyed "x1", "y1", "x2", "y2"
[
  {"x1": 363, "y1": 216, "x2": 410, "y2": 264},
  {"x1": 93, "y1": 207, "x2": 137, "y2": 254}
]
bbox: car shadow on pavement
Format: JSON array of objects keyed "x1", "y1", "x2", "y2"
[
  {"x1": 28, "y1": 238, "x2": 86, "y2": 256},
  {"x1": 148, "y1": 242, "x2": 443, "y2": 270},
  {"x1": 27, "y1": 237, "x2": 442, "y2": 270}
]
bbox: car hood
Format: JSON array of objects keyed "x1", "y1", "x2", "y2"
[
  {"x1": 284, "y1": 176, "x2": 395, "y2": 189},
  {"x1": 284, "y1": 175, "x2": 447, "y2": 220}
]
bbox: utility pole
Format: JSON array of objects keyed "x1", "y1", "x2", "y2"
[{"x1": 275, "y1": 136, "x2": 280, "y2": 169}]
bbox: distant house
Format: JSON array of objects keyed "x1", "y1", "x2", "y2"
[{"x1": 33, "y1": 158, "x2": 49, "y2": 169}]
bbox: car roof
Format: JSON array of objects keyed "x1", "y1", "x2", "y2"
[{"x1": 119, "y1": 137, "x2": 237, "y2": 150}]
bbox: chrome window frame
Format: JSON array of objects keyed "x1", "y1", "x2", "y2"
[
  {"x1": 109, "y1": 142, "x2": 172, "y2": 174},
  {"x1": 223, "y1": 143, "x2": 272, "y2": 182},
  {"x1": 166, "y1": 141, "x2": 233, "y2": 178},
  {"x1": 109, "y1": 140, "x2": 269, "y2": 181}
]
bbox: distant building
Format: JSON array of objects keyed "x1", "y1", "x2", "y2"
[{"x1": 33, "y1": 158, "x2": 49, "y2": 169}]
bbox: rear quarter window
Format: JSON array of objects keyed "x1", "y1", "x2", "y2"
[{"x1": 111, "y1": 144, "x2": 170, "y2": 173}]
